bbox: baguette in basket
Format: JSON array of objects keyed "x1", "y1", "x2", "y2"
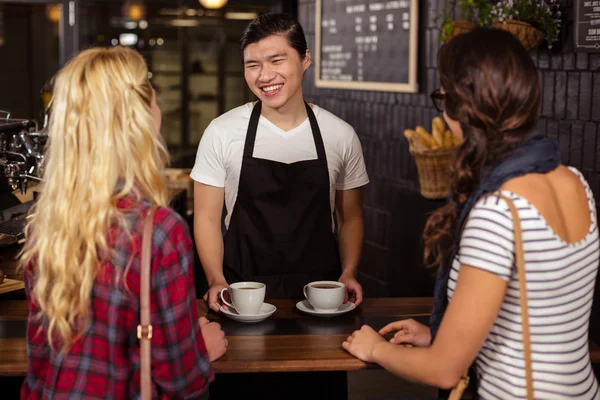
[
  {"x1": 404, "y1": 117, "x2": 462, "y2": 199},
  {"x1": 404, "y1": 117, "x2": 461, "y2": 152}
]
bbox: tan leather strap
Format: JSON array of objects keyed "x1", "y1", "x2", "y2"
[
  {"x1": 491, "y1": 193, "x2": 534, "y2": 400},
  {"x1": 139, "y1": 205, "x2": 157, "y2": 400},
  {"x1": 448, "y1": 373, "x2": 470, "y2": 400}
]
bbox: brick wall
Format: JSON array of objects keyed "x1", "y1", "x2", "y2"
[{"x1": 298, "y1": 0, "x2": 600, "y2": 320}]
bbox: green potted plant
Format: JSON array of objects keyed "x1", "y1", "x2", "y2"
[
  {"x1": 439, "y1": 0, "x2": 493, "y2": 42},
  {"x1": 489, "y1": 0, "x2": 562, "y2": 50}
]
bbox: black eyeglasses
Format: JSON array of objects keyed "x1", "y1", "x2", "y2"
[{"x1": 430, "y1": 89, "x2": 446, "y2": 113}]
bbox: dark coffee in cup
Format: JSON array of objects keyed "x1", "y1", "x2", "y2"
[{"x1": 311, "y1": 284, "x2": 340, "y2": 289}]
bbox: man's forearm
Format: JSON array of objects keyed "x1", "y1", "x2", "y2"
[
  {"x1": 338, "y1": 217, "x2": 364, "y2": 277},
  {"x1": 194, "y1": 217, "x2": 226, "y2": 285}
]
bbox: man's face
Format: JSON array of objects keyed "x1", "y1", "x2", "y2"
[{"x1": 243, "y1": 34, "x2": 311, "y2": 110}]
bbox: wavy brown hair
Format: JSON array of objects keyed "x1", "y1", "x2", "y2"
[{"x1": 423, "y1": 28, "x2": 541, "y2": 270}]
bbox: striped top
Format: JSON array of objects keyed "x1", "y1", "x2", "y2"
[{"x1": 448, "y1": 167, "x2": 600, "y2": 399}]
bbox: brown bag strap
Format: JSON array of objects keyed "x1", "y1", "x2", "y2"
[
  {"x1": 493, "y1": 193, "x2": 533, "y2": 400},
  {"x1": 139, "y1": 205, "x2": 157, "y2": 400}
]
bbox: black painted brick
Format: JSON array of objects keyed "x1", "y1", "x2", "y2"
[
  {"x1": 580, "y1": 72, "x2": 593, "y2": 121},
  {"x1": 564, "y1": 52, "x2": 575, "y2": 70},
  {"x1": 531, "y1": 52, "x2": 539, "y2": 68},
  {"x1": 551, "y1": 54, "x2": 563, "y2": 70},
  {"x1": 426, "y1": 0, "x2": 435, "y2": 28},
  {"x1": 425, "y1": 29, "x2": 433, "y2": 68},
  {"x1": 570, "y1": 123, "x2": 584, "y2": 169},
  {"x1": 577, "y1": 53, "x2": 589, "y2": 70},
  {"x1": 584, "y1": 123, "x2": 597, "y2": 171},
  {"x1": 584, "y1": 171, "x2": 600, "y2": 202},
  {"x1": 596, "y1": 125, "x2": 600, "y2": 173},
  {"x1": 430, "y1": 33, "x2": 439, "y2": 69},
  {"x1": 593, "y1": 73, "x2": 600, "y2": 122},
  {"x1": 590, "y1": 54, "x2": 600, "y2": 71},
  {"x1": 547, "y1": 120, "x2": 559, "y2": 142},
  {"x1": 542, "y1": 72, "x2": 555, "y2": 117},
  {"x1": 566, "y1": 73, "x2": 580, "y2": 120},
  {"x1": 559, "y1": 121, "x2": 572, "y2": 164},
  {"x1": 538, "y1": 50, "x2": 550, "y2": 69},
  {"x1": 554, "y1": 72, "x2": 567, "y2": 118},
  {"x1": 306, "y1": 1, "x2": 315, "y2": 32}
]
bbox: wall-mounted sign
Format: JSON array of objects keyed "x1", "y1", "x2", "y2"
[
  {"x1": 315, "y1": 0, "x2": 419, "y2": 93},
  {"x1": 575, "y1": 0, "x2": 600, "y2": 52}
]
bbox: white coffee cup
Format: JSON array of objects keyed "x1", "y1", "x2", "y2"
[
  {"x1": 303, "y1": 281, "x2": 345, "y2": 312},
  {"x1": 220, "y1": 282, "x2": 266, "y2": 315}
]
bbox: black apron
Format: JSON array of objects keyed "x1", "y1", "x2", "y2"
[
  {"x1": 210, "y1": 101, "x2": 348, "y2": 400},
  {"x1": 222, "y1": 101, "x2": 341, "y2": 298}
]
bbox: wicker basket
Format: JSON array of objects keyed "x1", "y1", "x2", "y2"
[
  {"x1": 446, "y1": 21, "x2": 478, "y2": 41},
  {"x1": 491, "y1": 20, "x2": 544, "y2": 51},
  {"x1": 410, "y1": 146, "x2": 458, "y2": 199}
]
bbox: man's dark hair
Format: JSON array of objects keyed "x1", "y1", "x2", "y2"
[{"x1": 240, "y1": 13, "x2": 308, "y2": 60}]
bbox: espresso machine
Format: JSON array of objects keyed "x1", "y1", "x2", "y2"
[{"x1": 0, "y1": 115, "x2": 46, "y2": 245}]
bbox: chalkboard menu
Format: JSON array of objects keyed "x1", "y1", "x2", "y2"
[
  {"x1": 575, "y1": 0, "x2": 600, "y2": 52},
  {"x1": 315, "y1": 0, "x2": 419, "y2": 92}
]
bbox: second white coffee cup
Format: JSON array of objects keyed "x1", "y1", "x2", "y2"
[
  {"x1": 303, "y1": 281, "x2": 345, "y2": 312},
  {"x1": 220, "y1": 282, "x2": 266, "y2": 315}
]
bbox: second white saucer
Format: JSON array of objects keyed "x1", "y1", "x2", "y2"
[
  {"x1": 296, "y1": 300, "x2": 356, "y2": 317},
  {"x1": 220, "y1": 302, "x2": 277, "y2": 323}
]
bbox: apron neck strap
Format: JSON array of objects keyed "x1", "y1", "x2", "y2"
[
  {"x1": 305, "y1": 102, "x2": 327, "y2": 161},
  {"x1": 243, "y1": 101, "x2": 262, "y2": 159},
  {"x1": 243, "y1": 101, "x2": 327, "y2": 162}
]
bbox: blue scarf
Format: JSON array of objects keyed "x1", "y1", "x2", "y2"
[{"x1": 429, "y1": 130, "x2": 560, "y2": 341}]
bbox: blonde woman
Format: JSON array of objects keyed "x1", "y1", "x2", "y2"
[{"x1": 20, "y1": 47, "x2": 226, "y2": 399}]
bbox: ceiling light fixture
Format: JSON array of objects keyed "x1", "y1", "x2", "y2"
[
  {"x1": 45, "y1": 4, "x2": 61, "y2": 23},
  {"x1": 199, "y1": 0, "x2": 228, "y2": 10},
  {"x1": 122, "y1": 0, "x2": 146, "y2": 21}
]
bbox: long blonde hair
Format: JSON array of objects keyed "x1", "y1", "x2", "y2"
[{"x1": 20, "y1": 46, "x2": 169, "y2": 352}]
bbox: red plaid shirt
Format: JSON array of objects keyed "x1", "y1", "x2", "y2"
[{"x1": 22, "y1": 198, "x2": 214, "y2": 399}]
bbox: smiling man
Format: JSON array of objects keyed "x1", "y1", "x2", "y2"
[{"x1": 192, "y1": 13, "x2": 369, "y2": 312}]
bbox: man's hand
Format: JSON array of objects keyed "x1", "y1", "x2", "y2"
[
  {"x1": 339, "y1": 274, "x2": 363, "y2": 306},
  {"x1": 199, "y1": 317, "x2": 227, "y2": 362},
  {"x1": 203, "y1": 280, "x2": 229, "y2": 312}
]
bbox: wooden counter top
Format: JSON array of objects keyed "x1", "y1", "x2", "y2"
[
  {"x1": 1, "y1": 297, "x2": 600, "y2": 377},
  {"x1": 0, "y1": 297, "x2": 433, "y2": 376}
]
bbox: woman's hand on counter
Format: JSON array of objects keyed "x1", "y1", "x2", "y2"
[
  {"x1": 203, "y1": 280, "x2": 230, "y2": 312},
  {"x1": 342, "y1": 325, "x2": 387, "y2": 363},
  {"x1": 199, "y1": 317, "x2": 228, "y2": 362},
  {"x1": 379, "y1": 319, "x2": 431, "y2": 348}
]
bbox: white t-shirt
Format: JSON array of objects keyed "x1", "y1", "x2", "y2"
[{"x1": 190, "y1": 102, "x2": 370, "y2": 228}]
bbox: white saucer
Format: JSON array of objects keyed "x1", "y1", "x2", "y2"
[
  {"x1": 296, "y1": 300, "x2": 356, "y2": 317},
  {"x1": 220, "y1": 303, "x2": 277, "y2": 323}
]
